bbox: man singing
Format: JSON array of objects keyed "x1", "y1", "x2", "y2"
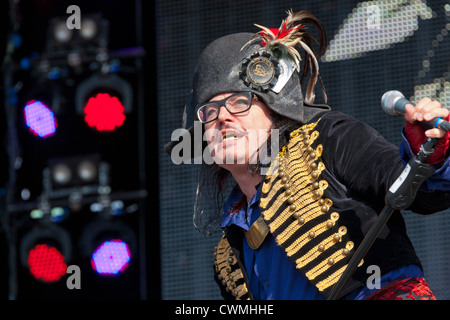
[{"x1": 166, "y1": 10, "x2": 450, "y2": 300}]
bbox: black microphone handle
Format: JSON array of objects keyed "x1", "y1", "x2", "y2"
[{"x1": 437, "y1": 119, "x2": 450, "y2": 132}]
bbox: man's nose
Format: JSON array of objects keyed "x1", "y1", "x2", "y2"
[{"x1": 217, "y1": 104, "x2": 234, "y2": 123}]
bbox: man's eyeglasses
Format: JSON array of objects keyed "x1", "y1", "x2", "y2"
[{"x1": 196, "y1": 92, "x2": 257, "y2": 124}]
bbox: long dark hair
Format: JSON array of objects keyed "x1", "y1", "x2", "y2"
[{"x1": 193, "y1": 111, "x2": 301, "y2": 236}]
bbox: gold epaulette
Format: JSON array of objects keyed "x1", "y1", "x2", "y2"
[
  {"x1": 259, "y1": 120, "x2": 363, "y2": 296},
  {"x1": 214, "y1": 235, "x2": 251, "y2": 300}
]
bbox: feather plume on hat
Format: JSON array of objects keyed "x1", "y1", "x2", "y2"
[{"x1": 243, "y1": 10, "x2": 328, "y2": 104}]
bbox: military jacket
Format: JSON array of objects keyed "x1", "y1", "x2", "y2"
[{"x1": 213, "y1": 111, "x2": 450, "y2": 300}]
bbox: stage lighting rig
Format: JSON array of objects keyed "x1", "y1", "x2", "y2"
[
  {"x1": 80, "y1": 217, "x2": 136, "y2": 277},
  {"x1": 19, "y1": 74, "x2": 65, "y2": 139},
  {"x1": 46, "y1": 13, "x2": 109, "y2": 62},
  {"x1": 23, "y1": 100, "x2": 57, "y2": 138},
  {"x1": 44, "y1": 153, "x2": 103, "y2": 200},
  {"x1": 75, "y1": 72, "x2": 133, "y2": 132},
  {"x1": 5, "y1": 3, "x2": 148, "y2": 299},
  {"x1": 19, "y1": 220, "x2": 72, "y2": 284}
]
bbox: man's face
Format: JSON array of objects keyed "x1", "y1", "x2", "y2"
[{"x1": 203, "y1": 92, "x2": 274, "y2": 167}]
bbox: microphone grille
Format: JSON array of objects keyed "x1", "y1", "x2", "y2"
[{"x1": 381, "y1": 90, "x2": 404, "y2": 115}]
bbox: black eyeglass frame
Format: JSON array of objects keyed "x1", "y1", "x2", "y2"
[{"x1": 196, "y1": 91, "x2": 258, "y2": 124}]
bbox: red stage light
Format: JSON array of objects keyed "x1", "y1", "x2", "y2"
[
  {"x1": 84, "y1": 93, "x2": 126, "y2": 131},
  {"x1": 27, "y1": 244, "x2": 68, "y2": 282}
]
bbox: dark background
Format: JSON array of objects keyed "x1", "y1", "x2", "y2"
[{"x1": 0, "y1": 0, "x2": 160, "y2": 299}]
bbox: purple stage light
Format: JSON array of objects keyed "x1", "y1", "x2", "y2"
[
  {"x1": 91, "y1": 239, "x2": 131, "y2": 275},
  {"x1": 24, "y1": 100, "x2": 57, "y2": 138}
]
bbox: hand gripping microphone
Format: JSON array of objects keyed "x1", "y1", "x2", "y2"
[{"x1": 381, "y1": 90, "x2": 450, "y2": 131}]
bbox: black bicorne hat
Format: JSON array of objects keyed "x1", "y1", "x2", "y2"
[{"x1": 165, "y1": 10, "x2": 331, "y2": 158}]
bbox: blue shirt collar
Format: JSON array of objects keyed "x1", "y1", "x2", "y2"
[{"x1": 220, "y1": 183, "x2": 262, "y2": 230}]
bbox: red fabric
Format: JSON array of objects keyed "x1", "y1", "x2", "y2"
[
  {"x1": 404, "y1": 115, "x2": 449, "y2": 165},
  {"x1": 365, "y1": 277, "x2": 436, "y2": 300}
]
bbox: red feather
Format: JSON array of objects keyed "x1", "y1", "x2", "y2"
[{"x1": 259, "y1": 25, "x2": 305, "y2": 46}]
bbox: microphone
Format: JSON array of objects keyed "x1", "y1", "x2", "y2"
[{"x1": 381, "y1": 90, "x2": 450, "y2": 131}]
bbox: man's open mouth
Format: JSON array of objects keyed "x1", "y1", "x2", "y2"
[
  {"x1": 222, "y1": 132, "x2": 239, "y2": 141},
  {"x1": 220, "y1": 128, "x2": 247, "y2": 142}
]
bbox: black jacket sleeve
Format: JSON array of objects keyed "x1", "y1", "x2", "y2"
[{"x1": 318, "y1": 111, "x2": 450, "y2": 215}]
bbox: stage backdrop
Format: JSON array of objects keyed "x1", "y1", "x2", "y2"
[{"x1": 156, "y1": 0, "x2": 450, "y2": 299}]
